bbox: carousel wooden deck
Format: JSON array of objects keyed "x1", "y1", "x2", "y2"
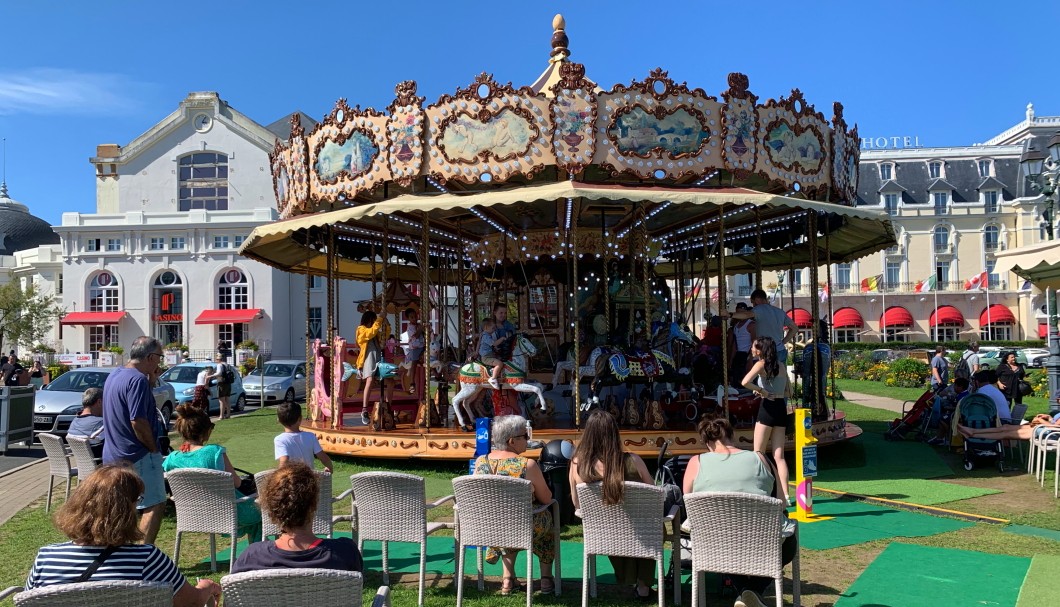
[{"x1": 306, "y1": 410, "x2": 861, "y2": 461}]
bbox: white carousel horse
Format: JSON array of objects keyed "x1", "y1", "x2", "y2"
[{"x1": 451, "y1": 334, "x2": 547, "y2": 430}]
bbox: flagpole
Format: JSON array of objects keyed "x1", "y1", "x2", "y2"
[
  {"x1": 881, "y1": 281, "x2": 887, "y2": 344},
  {"x1": 985, "y1": 270, "x2": 991, "y2": 339},
  {"x1": 933, "y1": 253, "x2": 938, "y2": 342}
]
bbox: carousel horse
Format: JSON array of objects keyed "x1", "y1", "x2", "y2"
[
  {"x1": 310, "y1": 339, "x2": 331, "y2": 422},
  {"x1": 451, "y1": 334, "x2": 547, "y2": 431},
  {"x1": 585, "y1": 321, "x2": 696, "y2": 403}
]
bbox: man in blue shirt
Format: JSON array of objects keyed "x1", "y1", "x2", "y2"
[{"x1": 102, "y1": 336, "x2": 166, "y2": 544}]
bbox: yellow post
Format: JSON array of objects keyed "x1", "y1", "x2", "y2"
[{"x1": 791, "y1": 407, "x2": 829, "y2": 522}]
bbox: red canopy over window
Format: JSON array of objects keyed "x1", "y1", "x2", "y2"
[
  {"x1": 832, "y1": 307, "x2": 864, "y2": 328},
  {"x1": 194, "y1": 308, "x2": 263, "y2": 325},
  {"x1": 786, "y1": 308, "x2": 813, "y2": 328},
  {"x1": 929, "y1": 305, "x2": 964, "y2": 327},
  {"x1": 880, "y1": 306, "x2": 913, "y2": 328},
  {"x1": 60, "y1": 311, "x2": 126, "y2": 325},
  {"x1": 979, "y1": 305, "x2": 1015, "y2": 326}
]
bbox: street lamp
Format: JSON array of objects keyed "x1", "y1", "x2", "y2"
[{"x1": 1020, "y1": 141, "x2": 1060, "y2": 413}]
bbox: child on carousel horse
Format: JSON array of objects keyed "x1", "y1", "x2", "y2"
[{"x1": 480, "y1": 302, "x2": 516, "y2": 391}]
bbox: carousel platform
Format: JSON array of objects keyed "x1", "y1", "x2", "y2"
[{"x1": 306, "y1": 409, "x2": 861, "y2": 461}]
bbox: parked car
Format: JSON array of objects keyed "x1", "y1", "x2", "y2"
[
  {"x1": 33, "y1": 367, "x2": 176, "y2": 437},
  {"x1": 159, "y1": 362, "x2": 246, "y2": 416},
  {"x1": 870, "y1": 349, "x2": 904, "y2": 363},
  {"x1": 1021, "y1": 348, "x2": 1050, "y2": 368},
  {"x1": 977, "y1": 349, "x2": 1029, "y2": 371},
  {"x1": 241, "y1": 360, "x2": 309, "y2": 405}
]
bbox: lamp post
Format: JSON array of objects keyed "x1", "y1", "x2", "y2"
[{"x1": 1020, "y1": 137, "x2": 1060, "y2": 413}]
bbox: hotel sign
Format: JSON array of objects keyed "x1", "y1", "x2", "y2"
[{"x1": 860, "y1": 136, "x2": 922, "y2": 149}]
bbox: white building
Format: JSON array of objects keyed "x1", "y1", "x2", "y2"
[{"x1": 52, "y1": 92, "x2": 368, "y2": 359}]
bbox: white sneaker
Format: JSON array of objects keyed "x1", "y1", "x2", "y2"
[
  {"x1": 735, "y1": 590, "x2": 767, "y2": 607},
  {"x1": 361, "y1": 411, "x2": 370, "y2": 425},
  {"x1": 487, "y1": 378, "x2": 500, "y2": 390}
]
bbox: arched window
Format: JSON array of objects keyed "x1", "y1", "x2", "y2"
[
  {"x1": 178, "y1": 152, "x2": 228, "y2": 211},
  {"x1": 984, "y1": 225, "x2": 1000, "y2": 252},
  {"x1": 153, "y1": 271, "x2": 184, "y2": 346},
  {"x1": 88, "y1": 272, "x2": 119, "y2": 312},
  {"x1": 933, "y1": 226, "x2": 949, "y2": 253},
  {"x1": 218, "y1": 269, "x2": 248, "y2": 310}
]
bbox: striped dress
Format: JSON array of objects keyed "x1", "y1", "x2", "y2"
[{"x1": 26, "y1": 543, "x2": 185, "y2": 594}]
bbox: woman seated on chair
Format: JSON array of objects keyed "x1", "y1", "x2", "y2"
[
  {"x1": 231, "y1": 461, "x2": 362, "y2": 574},
  {"x1": 569, "y1": 410, "x2": 655, "y2": 600},
  {"x1": 472, "y1": 415, "x2": 556, "y2": 595},
  {"x1": 162, "y1": 405, "x2": 261, "y2": 543},
  {"x1": 682, "y1": 414, "x2": 797, "y2": 607},
  {"x1": 25, "y1": 464, "x2": 221, "y2": 607}
]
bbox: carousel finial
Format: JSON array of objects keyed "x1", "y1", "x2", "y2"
[{"x1": 550, "y1": 14, "x2": 569, "y2": 60}]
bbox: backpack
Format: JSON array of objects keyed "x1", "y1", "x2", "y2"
[
  {"x1": 954, "y1": 351, "x2": 973, "y2": 381},
  {"x1": 220, "y1": 363, "x2": 235, "y2": 385}
]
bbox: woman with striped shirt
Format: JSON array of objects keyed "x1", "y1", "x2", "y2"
[{"x1": 25, "y1": 465, "x2": 221, "y2": 607}]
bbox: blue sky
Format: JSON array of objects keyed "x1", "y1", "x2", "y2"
[{"x1": 1, "y1": 0, "x2": 1057, "y2": 225}]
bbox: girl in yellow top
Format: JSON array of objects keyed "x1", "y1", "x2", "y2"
[{"x1": 356, "y1": 310, "x2": 384, "y2": 425}]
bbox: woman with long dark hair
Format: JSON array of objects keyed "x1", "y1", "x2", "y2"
[
  {"x1": 741, "y1": 336, "x2": 790, "y2": 503},
  {"x1": 995, "y1": 351, "x2": 1026, "y2": 410},
  {"x1": 569, "y1": 410, "x2": 655, "y2": 599},
  {"x1": 356, "y1": 310, "x2": 384, "y2": 425}
]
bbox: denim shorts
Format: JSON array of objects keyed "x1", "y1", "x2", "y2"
[{"x1": 133, "y1": 452, "x2": 166, "y2": 510}]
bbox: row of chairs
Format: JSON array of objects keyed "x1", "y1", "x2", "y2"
[
  {"x1": 0, "y1": 569, "x2": 391, "y2": 607},
  {"x1": 37, "y1": 433, "x2": 98, "y2": 513}
]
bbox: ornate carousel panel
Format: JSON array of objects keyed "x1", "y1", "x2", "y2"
[
  {"x1": 307, "y1": 99, "x2": 390, "y2": 204},
  {"x1": 386, "y1": 80, "x2": 425, "y2": 187},
  {"x1": 755, "y1": 89, "x2": 831, "y2": 198}
]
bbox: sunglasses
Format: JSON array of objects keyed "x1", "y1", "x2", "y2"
[{"x1": 511, "y1": 434, "x2": 529, "y2": 441}]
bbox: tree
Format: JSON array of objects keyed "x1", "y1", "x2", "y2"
[{"x1": 0, "y1": 282, "x2": 64, "y2": 352}]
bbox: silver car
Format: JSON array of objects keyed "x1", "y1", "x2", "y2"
[
  {"x1": 241, "y1": 360, "x2": 309, "y2": 405},
  {"x1": 32, "y1": 367, "x2": 177, "y2": 437}
]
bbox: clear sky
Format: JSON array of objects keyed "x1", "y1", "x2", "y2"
[{"x1": 1, "y1": 0, "x2": 1057, "y2": 225}]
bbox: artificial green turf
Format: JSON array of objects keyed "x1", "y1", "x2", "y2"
[
  {"x1": 798, "y1": 496, "x2": 974, "y2": 550},
  {"x1": 1015, "y1": 555, "x2": 1060, "y2": 607},
  {"x1": 1004, "y1": 525, "x2": 1060, "y2": 543},
  {"x1": 835, "y1": 543, "x2": 1030, "y2": 607}
]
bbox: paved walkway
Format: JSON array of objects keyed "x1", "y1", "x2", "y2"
[{"x1": 841, "y1": 391, "x2": 908, "y2": 414}]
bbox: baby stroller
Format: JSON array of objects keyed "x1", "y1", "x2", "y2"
[
  {"x1": 655, "y1": 441, "x2": 691, "y2": 590},
  {"x1": 884, "y1": 388, "x2": 935, "y2": 441},
  {"x1": 958, "y1": 393, "x2": 1004, "y2": 472}
]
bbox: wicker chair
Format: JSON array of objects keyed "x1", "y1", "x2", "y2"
[
  {"x1": 36, "y1": 433, "x2": 75, "y2": 513},
  {"x1": 683, "y1": 492, "x2": 800, "y2": 607},
  {"x1": 255, "y1": 469, "x2": 354, "y2": 539},
  {"x1": 349, "y1": 472, "x2": 453, "y2": 607},
  {"x1": 451, "y1": 474, "x2": 562, "y2": 607},
  {"x1": 220, "y1": 568, "x2": 390, "y2": 607},
  {"x1": 64, "y1": 436, "x2": 98, "y2": 482},
  {"x1": 575, "y1": 481, "x2": 681, "y2": 607},
  {"x1": 1032, "y1": 428, "x2": 1060, "y2": 497},
  {"x1": 0, "y1": 580, "x2": 170, "y2": 606},
  {"x1": 166, "y1": 468, "x2": 257, "y2": 572}
]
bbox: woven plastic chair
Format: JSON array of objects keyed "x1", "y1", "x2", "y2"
[
  {"x1": 256, "y1": 469, "x2": 353, "y2": 539},
  {"x1": 220, "y1": 568, "x2": 391, "y2": 607},
  {"x1": 452, "y1": 474, "x2": 562, "y2": 607},
  {"x1": 350, "y1": 471, "x2": 454, "y2": 607},
  {"x1": 575, "y1": 482, "x2": 681, "y2": 607},
  {"x1": 0, "y1": 580, "x2": 170, "y2": 606},
  {"x1": 166, "y1": 467, "x2": 257, "y2": 572},
  {"x1": 37, "y1": 433, "x2": 76, "y2": 513},
  {"x1": 65, "y1": 436, "x2": 98, "y2": 482},
  {"x1": 683, "y1": 492, "x2": 800, "y2": 607}
]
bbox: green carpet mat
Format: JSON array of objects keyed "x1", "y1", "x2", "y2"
[
  {"x1": 835, "y1": 543, "x2": 1029, "y2": 607},
  {"x1": 798, "y1": 495, "x2": 973, "y2": 551},
  {"x1": 1004, "y1": 525, "x2": 1060, "y2": 543},
  {"x1": 1015, "y1": 555, "x2": 1060, "y2": 607},
  {"x1": 815, "y1": 431, "x2": 1000, "y2": 505}
]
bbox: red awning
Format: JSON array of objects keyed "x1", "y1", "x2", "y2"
[
  {"x1": 880, "y1": 306, "x2": 913, "y2": 328},
  {"x1": 60, "y1": 311, "x2": 126, "y2": 325},
  {"x1": 832, "y1": 307, "x2": 864, "y2": 328},
  {"x1": 979, "y1": 305, "x2": 1015, "y2": 326},
  {"x1": 929, "y1": 305, "x2": 964, "y2": 327},
  {"x1": 786, "y1": 308, "x2": 813, "y2": 328},
  {"x1": 194, "y1": 308, "x2": 263, "y2": 325}
]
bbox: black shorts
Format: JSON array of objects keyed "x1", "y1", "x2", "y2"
[
  {"x1": 757, "y1": 397, "x2": 788, "y2": 427},
  {"x1": 218, "y1": 383, "x2": 232, "y2": 398}
]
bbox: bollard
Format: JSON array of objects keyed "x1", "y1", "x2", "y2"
[{"x1": 791, "y1": 407, "x2": 828, "y2": 523}]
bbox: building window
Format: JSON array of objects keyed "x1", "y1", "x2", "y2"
[
  {"x1": 149, "y1": 237, "x2": 165, "y2": 251},
  {"x1": 88, "y1": 272, "x2": 119, "y2": 312},
  {"x1": 152, "y1": 271, "x2": 184, "y2": 346},
  {"x1": 170, "y1": 236, "x2": 186, "y2": 250},
  {"x1": 213, "y1": 235, "x2": 230, "y2": 249},
  {"x1": 984, "y1": 225, "x2": 1000, "y2": 253},
  {"x1": 57, "y1": 273, "x2": 63, "y2": 295},
  {"x1": 308, "y1": 307, "x2": 322, "y2": 340},
  {"x1": 218, "y1": 269, "x2": 248, "y2": 310},
  {"x1": 106, "y1": 238, "x2": 122, "y2": 252},
  {"x1": 885, "y1": 328, "x2": 907, "y2": 343},
  {"x1": 928, "y1": 161, "x2": 942, "y2": 178},
  {"x1": 834, "y1": 328, "x2": 859, "y2": 343},
  {"x1": 933, "y1": 226, "x2": 949, "y2": 253},
  {"x1": 85, "y1": 238, "x2": 101, "y2": 252},
  {"x1": 984, "y1": 190, "x2": 999, "y2": 214},
  {"x1": 835, "y1": 263, "x2": 851, "y2": 290},
  {"x1": 935, "y1": 260, "x2": 950, "y2": 287},
  {"x1": 981, "y1": 324, "x2": 1012, "y2": 341},
  {"x1": 933, "y1": 191, "x2": 948, "y2": 214},
  {"x1": 233, "y1": 235, "x2": 244, "y2": 248},
  {"x1": 987, "y1": 259, "x2": 999, "y2": 287},
  {"x1": 217, "y1": 323, "x2": 248, "y2": 355},
  {"x1": 934, "y1": 326, "x2": 959, "y2": 342},
  {"x1": 178, "y1": 152, "x2": 229, "y2": 211},
  {"x1": 89, "y1": 326, "x2": 120, "y2": 353},
  {"x1": 309, "y1": 275, "x2": 323, "y2": 290},
  {"x1": 879, "y1": 163, "x2": 892, "y2": 180},
  {"x1": 978, "y1": 159, "x2": 991, "y2": 177},
  {"x1": 885, "y1": 261, "x2": 901, "y2": 288},
  {"x1": 883, "y1": 193, "x2": 899, "y2": 216}
]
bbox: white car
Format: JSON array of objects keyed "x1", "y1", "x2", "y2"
[
  {"x1": 33, "y1": 367, "x2": 176, "y2": 437},
  {"x1": 241, "y1": 360, "x2": 309, "y2": 405},
  {"x1": 1022, "y1": 348, "x2": 1050, "y2": 368}
]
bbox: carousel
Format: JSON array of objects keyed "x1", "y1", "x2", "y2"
[{"x1": 240, "y1": 15, "x2": 894, "y2": 461}]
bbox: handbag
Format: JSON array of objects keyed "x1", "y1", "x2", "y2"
[
  {"x1": 1018, "y1": 380, "x2": 1033, "y2": 397},
  {"x1": 233, "y1": 467, "x2": 257, "y2": 496}
]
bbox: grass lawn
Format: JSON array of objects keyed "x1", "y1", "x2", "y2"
[
  {"x1": 835, "y1": 378, "x2": 1053, "y2": 417},
  {"x1": 2, "y1": 398, "x2": 1058, "y2": 606}
]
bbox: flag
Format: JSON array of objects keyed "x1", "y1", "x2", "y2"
[
  {"x1": 682, "y1": 285, "x2": 701, "y2": 306},
  {"x1": 1019, "y1": 279, "x2": 1033, "y2": 292},
  {"x1": 964, "y1": 271, "x2": 988, "y2": 291},
  {"x1": 915, "y1": 274, "x2": 937, "y2": 293},
  {"x1": 860, "y1": 274, "x2": 881, "y2": 292},
  {"x1": 710, "y1": 288, "x2": 720, "y2": 302},
  {"x1": 818, "y1": 284, "x2": 829, "y2": 303}
]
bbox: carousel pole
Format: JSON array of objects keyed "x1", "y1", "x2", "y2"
[
  {"x1": 380, "y1": 217, "x2": 390, "y2": 430},
  {"x1": 754, "y1": 208, "x2": 763, "y2": 289},
  {"x1": 640, "y1": 205, "x2": 650, "y2": 338},
  {"x1": 421, "y1": 215, "x2": 432, "y2": 430},
  {"x1": 700, "y1": 223, "x2": 710, "y2": 342},
  {"x1": 572, "y1": 222, "x2": 582, "y2": 427},
  {"x1": 456, "y1": 220, "x2": 467, "y2": 359},
  {"x1": 807, "y1": 212, "x2": 820, "y2": 416},
  {"x1": 630, "y1": 202, "x2": 638, "y2": 343},
  {"x1": 825, "y1": 229, "x2": 836, "y2": 418},
  {"x1": 601, "y1": 209, "x2": 610, "y2": 338},
  {"x1": 327, "y1": 225, "x2": 337, "y2": 428},
  {"x1": 718, "y1": 209, "x2": 729, "y2": 415},
  {"x1": 304, "y1": 247, "x2": 313, "y2": 422}
]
